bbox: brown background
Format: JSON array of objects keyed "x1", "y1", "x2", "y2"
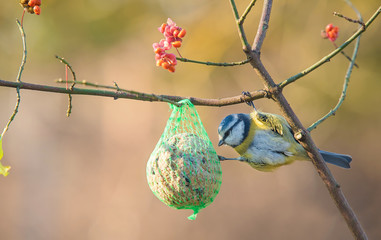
[{"x1": 0, "y1": 0, "x2": 380, "y2": 239}]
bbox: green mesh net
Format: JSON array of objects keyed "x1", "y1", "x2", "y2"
[{"x1": 146, "y1": 99, "x2": 222, "y2": 220}]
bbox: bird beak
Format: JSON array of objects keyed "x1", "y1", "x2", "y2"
[{"x1": 218, "y1": 139, "x2": 224, "y2": 146}]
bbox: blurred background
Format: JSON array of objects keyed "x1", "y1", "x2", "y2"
[{"x1": 0, "y1": 0, "x2": 380, "y2": 239}]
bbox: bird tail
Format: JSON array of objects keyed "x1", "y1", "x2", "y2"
[{"x1": 319, "y1": 150, "x2": 352, "y2": 169}]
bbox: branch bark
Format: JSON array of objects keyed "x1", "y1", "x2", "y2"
[{"x1": 0, "y1": 79, "x2": 267, "y2": 107}]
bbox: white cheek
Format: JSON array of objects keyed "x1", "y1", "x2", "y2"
[{"x1": 225, "y1": 121, "x2": 245, "y2": 146}]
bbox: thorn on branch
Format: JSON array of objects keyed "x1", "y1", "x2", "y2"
[
  {"x1": 113, "y1": 81, "x2": 120, "y2": 91},
  {"x1": 113, "y1": 81, "x2": 120, "y2": 100}
]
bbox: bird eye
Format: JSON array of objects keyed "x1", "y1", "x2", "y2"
[{"x1": 225, "y1": 129, "x2": 232, "y2": 138}]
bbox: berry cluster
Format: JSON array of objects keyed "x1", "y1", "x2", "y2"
[
  {"x1": 323, "y1": 24, "x2": 339, "y2": 42},
  {"x1": 153, "y1": 18, "x2": 186, "y2": 73},
  {"x1": 20, "y1": 0, "x2": 41, "y2": 15}
]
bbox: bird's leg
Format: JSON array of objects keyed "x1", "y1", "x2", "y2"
[
  {"x1": 218, "y1": 155, "x2": 247, "y2": 162},
  {"x1": 241, "y1": 91, "x2": 256, "y2": 110}
]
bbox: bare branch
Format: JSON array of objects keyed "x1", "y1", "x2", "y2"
[
  {"x1": 177, "y1": 57, "x2": 251, "y2": 66},
  {"x1": 2, "y1": 19, "x2": 25, "y2": 137},
  {"x1": 252, "y1": 0, "x2": 273, "y2": 53},
  {"x1": 229, "y1": 0, "x2": 252, "y2": 51},
  {"x1": 0, "y1": 79, "x2": 267, "y2": 107},
  {"x1": 238, "y1": 0, "x2": 257, "y2": 25},
  {"x1": 334, "y1": 12, "x2": 365, "y2": 27}
]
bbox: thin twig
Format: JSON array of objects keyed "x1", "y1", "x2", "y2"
[
  {"x1": 278, "y1": 6, "x2": 380, "y2": 89},
  {"x1": 67, "y1": 94, "x2": 73, "y2": 117},
  {"x1": 55, "y1": 55, "x2": 77, "y2": 89},
  {"x1": 333, "y1": 42, "x2": 359, "y2": 68},
  {"x1": 229, "y1": 0, "x2": 252, "y2": 51},
  {"x1": 177, "y1": 57, "x2": 251, "y2": 66},
  {"x1": 334, "y1": 12, "x2": 365, "y2": 28},
  {"x1": 55, "y1": 56, "x2": 78, "y2": 116},
  {"x1": 175, "y1": 48, "x2": 183, "y2": 59},
  {"x1": 20, "y1": 9, "x2": 26, "y2": 27},
  {"x1": 238, "y1": 0, "x2": 257, "y2": 25},
  {"x1": 252, "y1": 0, "x2": 272, "y2": 53},
  {"x1": 16, "y1": 20, "x2": 27, "y2": 83},
  {"x1": 1, "y1": 88, "x2": 21, "y2": 137},
  {"x1": 2, "y1": 20, "x2": 26, "y2": 137}
]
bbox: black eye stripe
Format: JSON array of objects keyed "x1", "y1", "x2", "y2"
[{"x1": 223, "y1": 119, "x2": 241, "y2": 140}]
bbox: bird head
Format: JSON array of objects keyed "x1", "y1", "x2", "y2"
[{"x1": 218, "y1": 113, "x2": 250, "y2": 148}]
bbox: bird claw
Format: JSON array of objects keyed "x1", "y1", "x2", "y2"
[{"x1": 241, "y1": 91, "x2": 256, "y2": 109}]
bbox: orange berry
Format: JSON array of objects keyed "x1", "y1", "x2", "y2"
[
  {"x1": 154, "y1": 47, "x2": 163, "y2": 54},
  {"x1": 325, "y1": 24, "x2": 333, "y2": 33},
  {"x1": 33, "y1": 5, "x2": 41, "y2": 15},
  {"x1": 160, "y1": 23, "x2": 167, "y2": 33},
  {"x1": 178, "y1": 29, "x2": 186, "y2": 38},
  {"x1": 172, "y1": 41, "x2": 182, "y2": 48},
  {"x1": 173, "y1": 30, "x2": 179, "y2": 37},
  {"x1": 167, "y1": 66, "x2": 176, "y2": 72},
  {"x1": 156, "y1": 59, "x2": 164, "y2": 66},
  {"x1": 36, "y1": 0, "x2": 41, "y2": 5},
  {"x1": 28, "y1": 0, "x2": 37, "y2": 7},
  {"x1": 162, "y1": 62, "x2": 170, "y2": 70}
]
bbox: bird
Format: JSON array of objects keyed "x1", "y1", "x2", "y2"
[{"x1": 217, "y1": 109, "x2": 352, "y2": 171}]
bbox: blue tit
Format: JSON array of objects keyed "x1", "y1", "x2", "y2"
[{"x1": 217, "y1": 110, "x2": 352, "y2": 171}]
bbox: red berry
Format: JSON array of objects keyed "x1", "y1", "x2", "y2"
[
  {"x1": 156, "y1": 59, "x2": 164, "y2": 67},
  {"x1": 172, "y1": 41, "x2": 182, "y2": 48},
  {"x1": 28, "y1": 0, "x2": 37, "y2": 7},
  {"x1": 159, "y1": 23, "x2": 166, "y2": 33},
  {"x1": 178, "y1": 29, "x2": 186, "y2": 38},
  {"x1": 161, "y1": 62, "x2": 170, "y2": 70},
  {"x1": 325, "y1": 24, "x2": 333, "y2": 32},
  {"x1": 33, "y1": 5, "x2": 41, "y2": 15},
  {"x1": 173, "y1": 30, "x2": 179, "y2": 38}
]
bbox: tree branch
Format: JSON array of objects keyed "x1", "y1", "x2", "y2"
[
  {"x1": 238, "y1": 0, "x2": 257, "y2": 25},
  {"x1": 176, "y1": 57, "x2": 251, "y2": 66},
  {"x1": 229, "y1": 0, "x2": 252, "y2": 51},
  {"x1": 235, "y1": 1, "x2": 378, "y2": 239},
  {"x1": 0, "y1": 79, "x2": 267, "y2": 107},
  {"x1": 2, "y1": 19, "x2": 25, "y2": 138},
  {"x1": 252, "y1": 0, "x2": 272, "y2": 53}
]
